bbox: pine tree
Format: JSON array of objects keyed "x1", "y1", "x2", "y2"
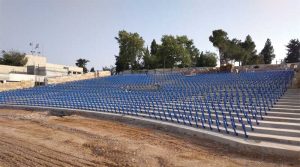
[
  {"x1": 285, "y1": 39, "x2": 300, "y2": 63},
  {"x1": 260, "y1": 39, "x2": 275, "y2": 64}
]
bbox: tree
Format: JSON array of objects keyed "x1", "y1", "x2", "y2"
[
  {"x1": 209, "y1": 31, "x2": 261, "y2": 65},
  {"x1": 240, "y1": 35, "x2": 258, "y2": 65},
  {"x1": 196, "y1": 51, "x2": 217, "y2": 67},
  {"x1": 90, "y1": 67, "x2": 95, "y2": 72},
  {"x1": 225, "y1": 35, "x2": 262, "y2": 65},
  {"x1": 156, "y1": 35, "x2": 200, "y2": 68},
  {"x1": 115, "y1": 30, "x2": 145, "y2": 72},
  {"x1": 156, "y1": 35, "x2": 179, "y2": 68},
  {"x1": 75, "y1": 58, "x2": 89, "y2": 73},
  {"x1": 209, "y1": 29, "x2": 229, "y2": 65},
  {"x1": 285, "y1": 39, "x2": 300, "y2": 63},
  {"x1": 115, "y1": 55, "x2": 127, "y2": 73},
  {"x1": 176, "y1": 35, "x2": 200, "y2": 67},
  {"x1": 260, "y1": 39, "x2": 275, "y2": 64},
  {"x1": 150, "y1": 39, "x2": 158, "y2": 56},
  {"x1": 224, "y1": 38, "x2": 245, "y2": 64},
  {"x1": 0, "y1": 50, "x2": 28, "y2": 66},
  {"x1": 143, "y1": 47, "x2": 156, "y2": 69}
]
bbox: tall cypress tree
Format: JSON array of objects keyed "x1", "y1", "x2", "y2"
[
  {"x1": 260, "y1": 39, "x2": 275, "y2": 64},
  {"x1": 150, "y1": 39, "x2": 158, "y2": 56}
]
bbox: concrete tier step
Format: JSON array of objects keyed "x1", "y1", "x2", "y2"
[
  {"x1": 275, "y1": 101, "x2": 300, "y2": 106},
  {"x1": 246, "y1": 131, "x2": 300, "y2": 146},
  {"x1": 77, "y1": 107, "x2": 300, "y2": 141},
  {"x1": 139, "y1": 111, "x2": 300, "y2": 143},
  {"x1": 161, "y1": 116, "x2": 300, "y2": 145},
  {"x1": 263, "y1": 116, "x2": 300, "y2": 123},
  {"x1": 233, "y1": 121, "x2": 300, "y2": 137},
  {"x1": 285, "y1": 92, "x2": 300, "y2": 95},
  {"x1": 272, "y1": 104, "x2": 300, "y2": 109},
  {"x1": 278, "y1": 98, "x2": 300, "y2": 101},
  {"x1": 285, "y1": 89, "x2": 300, "y2": 93},
  {"x1": 199, "y1": 121, "x2": 300, "y2": 145},
  {"x1": 276, "y1": 98, "x2": 300, "y2": 104},
  {"x1": 139, "y1": 105, "x2": 283, "y2": 125},
  {"x1": 251, "y1": 126, "x2": 300, "y2": 137},
  {"x1": 266, "y1": 111, "x2": 300, "y2": 118},
  {"x1": 281, "y1": 90, "x2": 300, "y2": 93},
  {"x1": 142, "y1": 114, "x2": 300, "y2": 145},
  {"x1": 270, "y1": 108, "x2": 300, "y2": 113},
  {"x1": 258, "y1": 120, "x2": 300, "y2": 130}
]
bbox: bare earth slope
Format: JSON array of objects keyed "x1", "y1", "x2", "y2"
[{"x1": 0, "y1": 109, "x2": 297, "y2": 167}]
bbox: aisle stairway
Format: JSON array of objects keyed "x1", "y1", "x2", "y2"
[{"x1": 248, "y1": 88, "x2": 300, "y2": 147}]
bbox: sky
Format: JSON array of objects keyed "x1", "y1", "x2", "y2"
[{"x1": 0, "y1": 0, "x2": 299, "y2": 69}]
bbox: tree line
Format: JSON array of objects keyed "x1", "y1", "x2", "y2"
[
  {"x1": 114, "y1": 29, "x2": 300, "y2": 73},
  {"x1": 115, "y1": 30, "x2": 218, "y2": 73},
  {"x1": 209, "y1": 29, "x2": 276, "y2": 65}
]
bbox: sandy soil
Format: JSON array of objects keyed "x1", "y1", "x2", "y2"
[{"x1": 0, "y1": 109, "x2": 298, "y2": 167}]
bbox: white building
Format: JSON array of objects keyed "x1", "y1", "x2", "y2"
[{"x1": 0, "y1": 55, "x2": 83, "y2": 83}]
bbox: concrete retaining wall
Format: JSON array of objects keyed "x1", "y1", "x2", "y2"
[
  {"x1": 0, "y1": 71, "x2": 110, "y2": 92},
  {"x1": 0, "y1": 65, "x2": 27, "y2": 74},
  {"x1": 47, "y1": 73, "x2": 96, "y2": 84},
  {"x1": 122, "y1": 63, "x2": 300, "y2": 74},
  {"x1": 293, "y1": 72, "x2": 300, "y2": 88},
  {"x1": 47, "y1": 71, "x2": 110, "y2": 84},
  {"x1": 0, "y1": 81, "x2": 35, "y2": 92}
]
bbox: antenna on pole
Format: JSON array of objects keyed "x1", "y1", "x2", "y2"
[{"x1": 29, "y1": 42, "x2": 41, "y2": 56}]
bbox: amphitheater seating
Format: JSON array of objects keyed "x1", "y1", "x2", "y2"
[{"x1": 0, "y1": 70, "x2": 294, "y2": 138}]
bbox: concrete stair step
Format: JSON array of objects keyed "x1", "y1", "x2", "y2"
[
  {"x1": 194, "y1": 116, "x2": 299, "y2": 137},
  {"x1": 279, "y1": 99, "x2": 299, "y2": 102},
  {"x1": 282, "y1": 90, "x2": 300, "y2": 93},
  {"x1": 170, "y1": 117, "x2": 300, "y2": 144},
  {"x1": 270, "y1": 108, "x2": 300, "y2": 113},
  {"x1": 272, "y1": 104, "x2": 300, "y2": 109},
  {"x1": 283, "y1": 90, "x2": 300, "y2": 92},
  {"x1": 208, "y1": 124, "x2": 300, "y2": 146},
  {"x1": 284, "y1": 92, "x2": 300, "y2": 96},
  {"x1": 251, "y1": 126, "x2": 300, "y2": 138},
  {"x1": 275, "y1": 101, "x2": 300, "y2": 106},
  {"x1": 263, "y1": 116, "x2": 300, "y2": 123},
  {"x1": 285, "y1": 88, "x2": 300, "y2": 91},
  {"x1": 201, "y1": 122, "x2": 300, "y2": 145},
  {"x1": 247, "y1": 131, "x2": 300, "y2": 146},
  {"x1": 164, "y1": 115, "x2": 300, "y2": 146},
  {"x1": 276, "y1": 98, "x2": 300, "y2": 104},
  {"x1": 277, "y1": 96, "x2": 300, "y2": 100},
  {"x1": 258, "y1": 120, "x2": 300, "y2": 130},
  {"x1": 267, "y1": 111, "x2": 300, "y2": 118},
  {"x1": 141, "y1": 111, "x2": 300, "y2": 139},
  {"x1": 278, "y1": 98, "x2": 300, "y2": 102},
  {"x1": 281, "y1": 91, "x2": 300, "y2": 94}
]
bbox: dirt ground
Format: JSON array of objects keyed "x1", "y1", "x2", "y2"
[{"x1": 0, "y1": 109, "x2": 298, "y2": 167}]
